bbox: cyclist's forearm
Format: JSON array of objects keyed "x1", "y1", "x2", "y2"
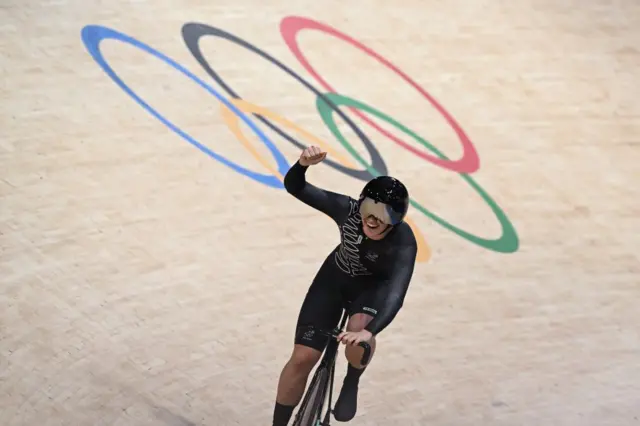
[
  {"x1": 364, "y1": 294, "x2": 404, "y2": 335},
  {"x1": 364, "y1": 274, "x2": 410, "y2": 334},
  {"x1": 283, "y1": 161, "x2": 350, "y2": 223},
  {"x1": 283, "y1": 160, "x2": 308, "y2": 195}
]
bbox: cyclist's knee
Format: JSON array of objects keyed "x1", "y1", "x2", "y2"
[{"x1": 288, "y1": 345, "x2": 322, "y2": 373}]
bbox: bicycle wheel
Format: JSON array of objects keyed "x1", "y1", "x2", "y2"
[{"x1": 293, "y1": 366, "x2": 329, "y2": 426}]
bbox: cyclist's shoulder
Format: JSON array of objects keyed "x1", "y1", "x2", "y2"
[
  {"x1": 372, "y1": 223, "x2": 416, "y2": 265},
  {"x1": 389, "y1": 221, "x2": 417, "y2": 247}
]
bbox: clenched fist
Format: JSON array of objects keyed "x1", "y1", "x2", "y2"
[{"x1": 299, "y1": 146, "x2": 327, "y2": 167}]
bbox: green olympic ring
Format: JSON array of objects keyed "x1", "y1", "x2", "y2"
[{"x1": 316, "y1": 93, "x2": 519, "y2": 253}]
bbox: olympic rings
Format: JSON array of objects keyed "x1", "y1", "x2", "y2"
[
  {"x1": 80, "y1": 24, "x2": 289, "y2": 189},
  {"x1": 317, "y1": 93, "x2": 518, "y2": 253},
  {"x1": 182, "y1": 22, "x2": 386, "y2": 182},
  {"x1": 280, "y1": 16, "x2": 480, "y2": 174},
  {"x1": 81, "y1": 17, "x2": 520, "y2": 256}
]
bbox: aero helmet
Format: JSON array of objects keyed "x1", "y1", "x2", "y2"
[{"x1": 358, "y1": 176, "x2": 409, "y2": 226}]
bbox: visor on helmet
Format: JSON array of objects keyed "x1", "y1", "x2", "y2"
[{"x1": 359, "y1": 197, "x2": 404, "y2": 225}]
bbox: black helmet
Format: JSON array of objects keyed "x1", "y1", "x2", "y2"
[{"x1": 359, "y1": 176, "x2": 409, "y2": 225}]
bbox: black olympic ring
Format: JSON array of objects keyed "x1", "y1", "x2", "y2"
[{"x1": 181, "y1": 22, "x2": 388, "y2": 181}]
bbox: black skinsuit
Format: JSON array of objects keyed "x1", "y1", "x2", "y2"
[{"x1": 284, "y1": 161, "x2": 417, "y2": 351}]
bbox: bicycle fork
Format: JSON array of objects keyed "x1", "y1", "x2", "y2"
[
  {"x1": 318, "y1": 331, "x2": 341, "y2": 425},
  {"x1": 319, "y1": 359, "x2": 337, "y2": 425}
]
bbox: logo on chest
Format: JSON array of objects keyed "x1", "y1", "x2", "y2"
[{"x1": 364, "y1": 251, "x2": 379, "y2": 262}]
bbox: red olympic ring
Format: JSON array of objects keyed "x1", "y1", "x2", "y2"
[{"x1": 280, "y1": 16, "x2": 480, "y2": 174}]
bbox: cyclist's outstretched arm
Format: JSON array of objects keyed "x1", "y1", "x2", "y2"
[
  {"x1": 364, "y1": 238, "x2": 418, "y2": 335},
  {"x1": 283, "y1": 159, "x2": 351, "y2": 224}
]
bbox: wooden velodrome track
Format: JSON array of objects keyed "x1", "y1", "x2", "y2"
[{"x1": 1, "y1": 0, "x2": 639, "y2": 425}]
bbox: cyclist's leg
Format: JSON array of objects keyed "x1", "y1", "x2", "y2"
[
  {"x1": 333, "y1": 284, "x2": 387, "y2": 422},
  {"x1": 273, "y1": 257, "x2": 344, "y2": 426}
]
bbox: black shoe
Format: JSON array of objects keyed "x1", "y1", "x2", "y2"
[{"x1": 333, "y1": 378, "x2": 359, "y2": 422}]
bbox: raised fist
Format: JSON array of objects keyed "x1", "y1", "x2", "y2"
[{"x1": 299, "y1": 145, "x2": 327, "y2": 167}]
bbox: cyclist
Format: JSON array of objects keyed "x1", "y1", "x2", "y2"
[{"x1": 272, "y1": 146, "x2": 418, "y2": 425}]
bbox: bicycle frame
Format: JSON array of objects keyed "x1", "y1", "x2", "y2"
[{"x1": 293, "y1": 309, "x2": 372, "y2": 426}]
